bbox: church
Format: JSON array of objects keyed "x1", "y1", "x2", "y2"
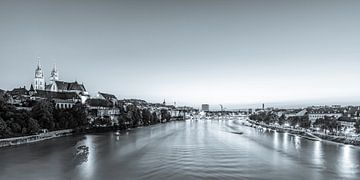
[{"x1": 30, "y1": 60, "x2": 90, "y2": 107}]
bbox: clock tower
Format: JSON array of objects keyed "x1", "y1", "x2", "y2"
[{"x1": 33, "y1": 58, "x2": 45, "y2": 90}]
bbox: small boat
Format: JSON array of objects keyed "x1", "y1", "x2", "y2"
[
  {"x1": 115, "y1": 131, "x2": 120, "y2": 136},
  {"x1": 231, "y1": 132, "x2": 244, "y2": 135}
]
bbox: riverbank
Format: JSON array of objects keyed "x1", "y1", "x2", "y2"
[
  {"x1": 246, "y1": 119, "x2": 360, "y2": 146},
  {"x1": 0, "y1": 120, "x2": 179, "y2": 148},
  {"x1": 0, "y1": 129, "x2": 74, "y2": 148}
]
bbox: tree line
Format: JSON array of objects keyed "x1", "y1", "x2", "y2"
[
  {"x1": 102, "y1": 103, "x2": 171, "y2": 128},
  {"x1": 249, "y1": 112, "x2": 311, "y2": 129},
  {"x1": 0, "y1": 99, "x2": 88, "y2": 139},
  {"x1": 249, "y1": 111, "x2": 360, "y2": 133}
]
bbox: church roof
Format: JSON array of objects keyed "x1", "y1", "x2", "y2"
[
  {"x1": 45, "y1": 84, "x2": 52, "y2": 91},
  {"x1": 99, "y1": 92, "x2": 117, "y2": 100},
  {"x1": 34, "y1": 90, "x2": 81, "y2": 100},
  {"x1": 86, "y1": 98, "x2": 113, "y2": 107},
  {"x1": 9, "y1": 87, "x2": 29, "y2": 96},
  {"x1": 55, "y1": 81, "x2": 86, "y2": 92},
  {"x1": 29, "y1": 84, "x2": 34, "y2": 91}
]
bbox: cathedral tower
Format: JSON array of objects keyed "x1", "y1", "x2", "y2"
[
  {"x1": 49, "y1": 64, "x2": 59, "y2": 84},
  {"x1": 33, "y1": 58, "x2": 45, "y2": 90}
]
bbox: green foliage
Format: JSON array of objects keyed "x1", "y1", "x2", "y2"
[
  {"x1": 278, "y1": 114, "x2": 286, "y2": 125},
  {"x1": 27, "y1": 118, "x2": 40, "y2": 134},
  {"x1": 0, "y1": 99, "x2": 41, "y2": 138},
  {"x1": 54, "y1": 109, "x2": 74, "y2": 129},
  {"x1": 287, "y1": 116, "x2": 311, "y2": 128},
  {"x1": 117, "y1": 104, "x2": 164, "y2": 127},
  {"x1": 160, "y1": 109, "x2": 171, "y2": 122},
  {"x1": 0, "y1": 98, "x2": 89, "y2": 139},
  {"x1": 354, "y1": 120, "x2": 360, "y2": 134},
  {"x1": 249, "y1": 112, "x2": 277, "y2": 124},
  {"x1": 31, "y1": 100, "x2": 55, "y2": 130},
  {"x1": 0, "y1": 117, "x2": 7, "y2": 131},
  {"x1": 120, "y1": 104, "x2": 144, "y2": 127},
  {"x1": 313, "y1": 116, "x2": 341, "y2": 133},
  {"x1": 93, "y1": 117, "x2": 112, "y2": 127},
  {"x1": 142, "y1": 109, "x2": 152, "y2": 126},
  {"x1": 152, "y1": 112, "x2": 158, "y2": 124},
  {"x1": 71, "y1": 103, "x2": 88, "y2": 127}
]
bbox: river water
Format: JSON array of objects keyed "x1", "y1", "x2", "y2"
[{"x1": 0, "y1": 118, "x2": 359, "y2": 180}]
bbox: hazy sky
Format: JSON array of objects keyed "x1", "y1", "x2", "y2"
[{"x1": 0, "y1": 0, "x2": 360, "y2": 108}]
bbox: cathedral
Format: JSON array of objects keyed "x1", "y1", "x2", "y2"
[{"x1": 30, "y1": 60, "x2": 89, "y2": 105}]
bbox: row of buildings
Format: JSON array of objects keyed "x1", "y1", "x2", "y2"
[
  {"x1": 259, "y1": 105, "x2": 360, "y2": 129},
  {"x1": 1, "y1": 61, "x2": 196, "y2": 126}
]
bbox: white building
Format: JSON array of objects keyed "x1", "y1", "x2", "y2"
[
  {"x1": 308, "y1": 112, "x2": 342, "y2": 122},
  {"x1": 33, "y1": 59, "x2": 45, "y2": 90},
  {"x1": 201, "y1": 104, "x2": 209, "y2": 111},
  {"x1": 31, "y1": 61, "x2": 89, "y2": 104},
  {"x1": 285, "y1": 109, "x2": 307, "y2": 119}
]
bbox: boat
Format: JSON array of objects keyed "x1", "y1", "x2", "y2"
[
  {"x1": 231, "y1": 132, "x2": 244, "y2": 135},
  {"x1": 115, "y1": 131, "x2": 120, "y2": 136}
]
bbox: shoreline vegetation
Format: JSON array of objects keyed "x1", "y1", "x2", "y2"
[
  {"x1": 0, "y1": 121, "x2": 175, "y2": 148},
  {"x1": 0, "y1": 129, "x2": 74, "y2": 147},
  {"x1": 0, "y1": 97, "x2": 175, "y2": 148}
]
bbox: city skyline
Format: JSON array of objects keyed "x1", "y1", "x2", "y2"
[{"x1": 1, "y1": 0, "x2": 360, "y2": 108}]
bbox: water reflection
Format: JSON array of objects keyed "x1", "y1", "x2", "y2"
[
  {"x1": 273, "y1": 131, "x2": 279, "y2": 149},
  {"x1": 283, "y1": 132, "x2": 289, "y2": 150},
  {"x1": 0, "y1": 119, "x2": 360, "y2": 180},
  {"x1": 338, "y1": 145, "x2": 359, "y2": 177},
  {"x1": 78, "y1": 136, "x2": 95, "y2": 179},
  {"x1": 294, "y1": 136, "x2": 301, "y2": 150},
  {"x1": 313, "y1": 141, "x2": 324, "y2": 167}
]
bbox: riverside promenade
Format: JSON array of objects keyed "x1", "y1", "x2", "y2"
[
  {"x1": 246, "y1": 119, "x2": 360, "y2": 146},
  {"x1": 1, "y1": 119, "x2": 360, "y2": 180},
  {"x1": 0, "y1": 129, "x2": 74, "y2": 148}
]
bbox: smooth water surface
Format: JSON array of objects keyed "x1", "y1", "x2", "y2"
[{"x1": 0, "y1": 118, "x2": 359, "y2": 180}]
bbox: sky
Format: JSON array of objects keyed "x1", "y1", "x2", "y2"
[{"x1": 0, "y1": 0, "x2": 360, "y2": 109}]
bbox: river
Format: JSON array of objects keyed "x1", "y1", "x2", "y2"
[{"x1": 0, "y1": 118, "x2": 359, "y2": 180}]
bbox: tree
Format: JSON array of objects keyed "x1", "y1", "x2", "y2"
[
  {"x1": 142, "y1": 109, "x2": 152, "y2": 126},
  {"x1": 93, "y1": 117, "x2": 112, "y2": 127},
  {"x1": 133, "y1": 108, "x2": 142, "y2": 125},
  {"x1": 0, "y1": 117, "x2": 7, "y2": 137},
  {"x1": 71, "y1": 103, "x2": 88, "y2": 128},
  {"x1": 161, "y1": 109, "x2": 171, "y2": 122},
  {"x1": 27, "y1": 118, "x2": 40, "y2": 134},
  {"x1": 54, "y1": 109, "x2": 74, "y2": 129},
  {"x1": 152, "y1": 112, "x2": 158, "y2": 124},
  {"x1": 299, "y1": 116, "x2": 311, "y2": 129},
  {"x1": 10, "y1": 122, "x2": 22, "y2": 134},
  {"x1": 314, "y1": 116, "x2": 341, "y2": 133},
  {"x1": 354, "y1": 120, "x2": 360, "y2": 134},
  {"x1": 278, "y1": 114, "x2": 286, "y2": 126},
  {"x1": 31, "y1": 100, "x2": 55, "y2": 130}
]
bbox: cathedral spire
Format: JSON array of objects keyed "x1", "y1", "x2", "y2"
[
  {"x1": 50, "y1": 63, "x2": 59, "y2": 83},
  {"x1": 35, "y1": 57, "x2": 43, "y2": 78},
  {"x1": 37, "y1": 57, "x2": 41, "y2": 69},
  {"x1": 33, "y1": 57, "x2": 45, "y2": 90}
]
